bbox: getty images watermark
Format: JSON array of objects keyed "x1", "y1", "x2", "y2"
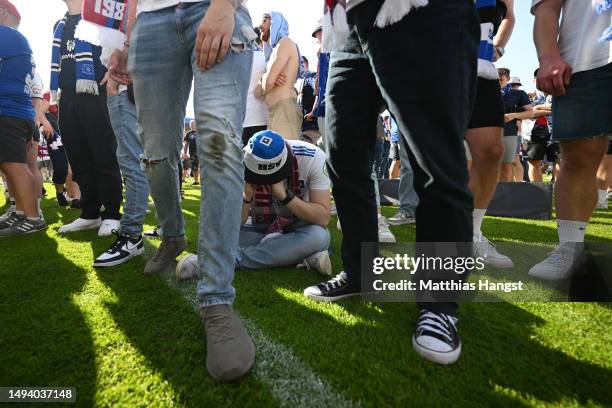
[
  {"x1": 371, "y1": 253, "x2": 523, "y2": 293},
  {"x1": 360, "y1": 242, "x2": 612, "y2": 302}
]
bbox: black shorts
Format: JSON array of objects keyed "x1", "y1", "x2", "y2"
[
  {"x1": 468, "y1": 78, "x2": 505, "y2": 129},
  {"x1": 526, "y1": 140, "x2": 559, "y2": 162},
  {"x1": 0, "y1": 116, "x2": 36, "y2": 164},
  {"x1": 389, "y1": 141, "x2": 400, "y2": 161}
]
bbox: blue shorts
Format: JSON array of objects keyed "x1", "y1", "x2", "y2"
[{"x1": 552, "y1": 63, "x2": 612, "y2": 141}]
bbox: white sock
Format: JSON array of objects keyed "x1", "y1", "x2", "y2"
[
  {"x1": 473, "y1": 208, "x2": 487, "y2": 240},
  {"x1": 557, "y1": 219, "x2": 587, "y2": 243},
  {"x1": 598, "y1": 189, "x2": 607, "y2": 202}
]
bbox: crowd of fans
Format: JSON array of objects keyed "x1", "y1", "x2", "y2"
[{"x1": 0, "y1": 0, "x2": 610, "y2": 381}]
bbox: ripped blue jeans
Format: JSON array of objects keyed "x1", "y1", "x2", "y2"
[{"x1": 129, "y1": 1, "x2": 253, "y2": 307}]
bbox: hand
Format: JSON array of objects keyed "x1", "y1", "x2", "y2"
[
  {"x1": 195, "y1": 0, "x2": 235, "y2": 71},
  {"x1": 504, "y1": 113, "x2": 514, "y2": 123},
  {"x1": 101, "y1": 72, "x2": 120, "y2": 96},
  {"x1": 304, "y1": 112, "x2": 315, "y2": 121},
  {"x1": 275, "y1": 72, "x2": 287, "y2": 87},
  {"x1": 536, "y1": 55, "x2": 572, "y2": 97},
  {"x1": 244, "y1": 182, "x2": 255, "y2": 202},
  {"x1": 41, "y1": 118, "x2": 54, "y2": 138},
  {"x1": 271, "y1": 181, "x2": 287, "y2": 201},
  {"x1": 108, "y1": 49, "x2": 131, "y2": 85}
]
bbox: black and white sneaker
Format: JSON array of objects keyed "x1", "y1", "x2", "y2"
[
  {"x1": 0, "y1": 215, "x2": 47, "y2": 237},
  {"x1": 303, "y1": 272, "x2": 360, "y2": 302},
  {"x1": 412, "y1": 309, "x2": 461, "y2": 365},
  {"x1": 93, "y1": 232, "x2": 144, "y2": 267}
]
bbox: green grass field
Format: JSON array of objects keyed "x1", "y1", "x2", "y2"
[{"x1": 1, "y1": 182, "x2": 611, "y2": 407}]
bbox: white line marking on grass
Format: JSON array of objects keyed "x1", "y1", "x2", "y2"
[{"x1": 161, "y1": 271, "x2": 358, "y2": 408}]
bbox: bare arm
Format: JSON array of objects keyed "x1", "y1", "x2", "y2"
[
  {"x1": 494, "y1": 0, "x2": 515, "y2": 49},
  {"x1": 261, "y1": 39, "x2": 291, "y2": 92},
  {"x1": 506, "y1": 104, "x2": 534, "y2": 121},
  {"x1": 533, "y1": 0, "x2": 572, "y2": 96},
  {"x1": 271, "y1": 183, "x2": 330, "y2": 227}
]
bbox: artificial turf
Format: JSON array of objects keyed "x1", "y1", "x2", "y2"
[{"x1": 0, "y1": 182, "x2": 610, "y2": 407}]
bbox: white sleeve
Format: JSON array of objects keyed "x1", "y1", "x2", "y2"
[
  {"x1": 308, "y1": 148, "x2": 331, "y2": 191},
  {"x1": 30, "y1": 72, "x2": 45, "y2": 99}
]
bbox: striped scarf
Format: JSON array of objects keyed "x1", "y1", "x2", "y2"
[
  {"x1": 593, "y1": 0, "x2": 612, "y2": 42},
  {"x1": 252, "y1": 157, "x2": 303, "y2": 225},
  {"x1": 322, "y1": 0, "x2": 428, "y2": 52},
  {"x1": 50, "y1": 14, "x2": 98, "y2": 100}
]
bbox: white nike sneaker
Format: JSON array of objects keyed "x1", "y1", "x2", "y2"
[
  {"x1": 98, "y1": 219, "x2": 121, "y2": 236},
  {"x1": 378, "y1": 215, "x2": 396, "y2": 244},
  {"x1": 58, "y1": 217, "x2": 102, "y2": 233},
  {"x1": 473, "y1": 235, "x2": 513, "y2": 269},
  {"x1": 93, "y1": 234, "x2": 144, "y2": 267},
  {"x1": 302, "y1": 250, "x2": 333, "y2": 276},
  {"x1": 529, "y1": 242, "x2": 584, "y2": 281},
  {"x1": 176, "y1": 253, "x2": 199, "y2": 281}
]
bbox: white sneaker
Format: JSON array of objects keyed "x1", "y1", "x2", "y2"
[
  {"x1": 336, "y1": 217, "x2": 341, "y2": 231},
  {"x1": 58, "y1": 217, "x2": 102, "y2": 233},
  {"x1": 387, "y1": 211, "x2": 415, "y2": 225},
  {"x1": 378, "y1": 215, "x2": 396, "y2": 243},
  {"x1": 98, "y1": 219, "x2": 121, "y2": 236},
  {"x1": 175, "y1": 253, "x2": 199, "y2": 281},
  {"x1": 596, "y1": 198, "x2": 608, "y2": 209},
  {"x1": 302, "y1": 250, "x2": 333, "y2": 276},
  {"x1": 529, "y1": 242, "x2": 584, "y2": 281},
  {"x1": 473, "y1": 235, "x2": 513, "y2": 269}
]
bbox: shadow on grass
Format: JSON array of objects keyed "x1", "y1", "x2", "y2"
[
  {"x1": 234, "y1": 267, "x2": 612, "y2": 407},
  {"x1": 88, "y1": 210, "x2": 275, "y2": 407},
  {"x1": 0, "y1": 203, "x2": 97, "y2": 406}
]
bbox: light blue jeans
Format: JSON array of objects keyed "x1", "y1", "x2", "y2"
[
  {"x1": 236, "y1": 221, "x2": 330, "y2": 269},
  {"x1": 129, "y1": 1, "x2": 254, "y2": 307},
  {"x1": 107, "y1": 91, "x2": 149, "y2": 236},
  {"x1": 398, "y1": 138, "x2": 419, "y2": 216}
]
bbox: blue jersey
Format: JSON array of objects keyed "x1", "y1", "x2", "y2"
[
  {"x1": 0, "y1": 25, "x2": 35, "y2": 121},
  {"x1": 390, "y1": 119, "x2": 400, "y2": 143}
]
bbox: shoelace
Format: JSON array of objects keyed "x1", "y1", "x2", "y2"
[
  {"x1": 323, "y1": 273, "x2": 347, "y2": 291},
  {"x1": 203, "y1": 310, "x2": 234, "y2": 344},
  {"x1": 545, "y1": 244, "x2": 577, "y2": 266},
  {"x1": 107, "y1": 230, "x2": 130, "y2": 253},
  {"x1": 152, "y1": 241, "x2": 168, "y2": 262},
  {"x1": 416, "y1": 311, "x2": 456, "y2": 344}
]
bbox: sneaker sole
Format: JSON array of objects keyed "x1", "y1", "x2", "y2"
[
  {"x1": 412, "y1": 335, "x2": 462, "y2": 365},
  {"x1": 387, "y1": 219, "x2": 415, "y2": 226},
  {"x1": 58, "y1": 223, "x2": 102, "y2": 233},
  {"x1": 93, "y1": 247, "x2": 144, "y2": 267},
  {"x1": 0, "y1": 224, "x2": 47, "y2": 238},
  {"x1": 303, "y1": 290, "x2": 360, "y2": 302},
  {"x1": 379, "y1": 235, "x2": 396, "y2": 244}
]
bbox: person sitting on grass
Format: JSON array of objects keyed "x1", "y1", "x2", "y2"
[{"x1": 176, "y1": 130, "x2": 332, "y2": 280}]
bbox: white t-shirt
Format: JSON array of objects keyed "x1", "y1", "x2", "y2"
[
  {"x1": 531, "y1": 0, "x2": 612, "y2": 74},
  {"x1": 287, "y1": 140, "x2": 330, "y2": 202},
  {"x1": 243, "y1": 50, "x2": 268, "y2": 128}
]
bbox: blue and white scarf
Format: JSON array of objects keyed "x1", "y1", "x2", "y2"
[
  {"x1": 50, "y1": 14, "x2": 99, "y2": 100},
  {"x1": 593, "y1": 0, "x2": 612, "y2": 42},
  {"x1": 501, "y1": 83, "x2": 513, "y2": 96}
]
